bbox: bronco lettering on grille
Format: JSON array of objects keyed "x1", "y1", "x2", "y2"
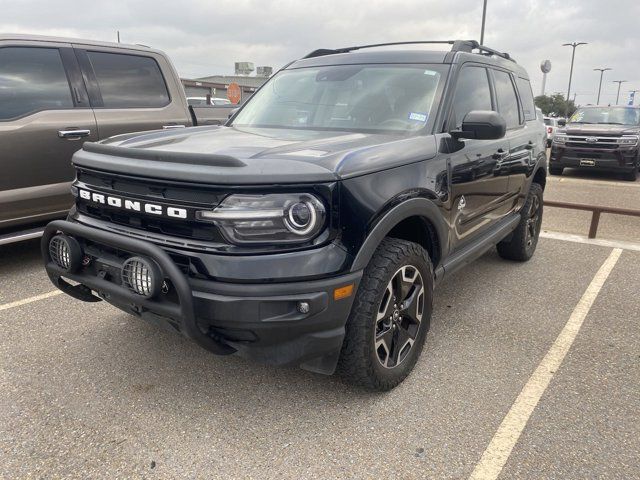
[{"x1": 77, "y1": 188, "x2": 188, "y2": 219}]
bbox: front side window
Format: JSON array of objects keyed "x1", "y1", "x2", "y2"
[
  {"x1": 0, "y1": 47, "x2": 73, "y2": 120},
  {"x1": 87, "y1": 52, "x2": 169, "y2": 108},
  {"x1": 493, "y1": 70, "x2": 521, "y2": 129},
  {"x1": 232, "y1": 64, "x2": 446, "y2": 133},
  {"x1": 450, "y1": 66, "x2": 493, "y2": 128}
]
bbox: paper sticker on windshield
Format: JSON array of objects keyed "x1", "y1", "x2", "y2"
[
  {"x1": 408, "y1": 112, "x2": 428, "y2": 123},
  {"x1": 423, "y1": 70, "x2": 437, "y2": 76},
  {"x1": 570, "y1": 111, "x2": 584, "y2": 122}
]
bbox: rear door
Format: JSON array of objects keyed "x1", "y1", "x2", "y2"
[
  {"x1": 74, "y1": 47, "x2": 191, "y2": 139},
  {"x1": 491, "y1": 70, "x2": 536, "y2": 209},
  {"x1": 447, "y1": 64, "x2": 511, "y2": 250},
  {"x1": 0, "y1": 42, "x2": 97, "y2": 229}
]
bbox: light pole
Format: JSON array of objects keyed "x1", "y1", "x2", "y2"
[
  {"x1": 613, "y1": 80, "x2": 627, "y2": 104},
  {"x1": 562, "y1": 42, "x2": 587, "y2": 115},
  {"x1": 593, "y1": 68, "x2": 611, "y2": 104},
  {"x1": 480, "y1": 0, "x2": 488, "y2": 44},
  {"x1": 629, "y1": 89, "x2": 639, "y2": 106}
]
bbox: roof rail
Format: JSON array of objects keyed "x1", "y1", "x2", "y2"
[{"x1": 302, "y1": 39, "x2": 515, "y2": 62}]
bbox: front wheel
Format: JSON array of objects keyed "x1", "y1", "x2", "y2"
[
  {"x1": 337, "y1": 238, "x2": 433, "y2": 391},
  {"x1": 497, "y1": 183, "x2": 543, "y2": 261}
]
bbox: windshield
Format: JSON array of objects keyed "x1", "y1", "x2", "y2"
[
  {"x1": 570, "y1": 107, "x2": 640, "y2": 126},
  {"x1": 231, "y1": 64, "x2": 446, "y2": 133}
]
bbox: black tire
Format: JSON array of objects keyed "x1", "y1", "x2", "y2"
[
  {"x1": 549, "y1": 166, "x2": 563, "y2": 176},
  {"x1": 497, "y1": 183, "x2": 543, "y2": 262},
  {"x1": 337, "y1": 238, "x2": 433, "y2": 391}
]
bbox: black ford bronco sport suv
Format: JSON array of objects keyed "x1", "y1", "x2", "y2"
[
  {"x1": 42, "y1": 40, "x2": 547, "y2": 390},
  {"x1": 550, "y1": 105, "x2": 640, "y2": 181}
]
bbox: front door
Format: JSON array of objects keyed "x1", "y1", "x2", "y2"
[
  {"x1": 447, "y1": 65, "x2": 510, "y2": 251},
  {"x1": 0, "y1": 44, "x2": 97, "y2": 229}
]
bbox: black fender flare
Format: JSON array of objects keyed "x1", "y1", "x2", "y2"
[{"x1": 350, "y1": 197, "x2": 448, "y2": 273}]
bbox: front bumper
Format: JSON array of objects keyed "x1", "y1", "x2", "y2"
[
  {"x1": 42, "y1": 220, "x2": 362, "y2": 375},
  {"x1": 550, "y1": 144, "x2": 639, "y2": 172}
]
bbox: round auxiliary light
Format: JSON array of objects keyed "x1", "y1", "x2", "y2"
[
  {"x1": 121, "y1": 256, "x2": 162, "y2": 298},
  {"x1": 49, "y1": 234, "x2": 83, "y2": 272},
  {"x1": 285, "y1": 201, "x2": 317, "y2": 235}
]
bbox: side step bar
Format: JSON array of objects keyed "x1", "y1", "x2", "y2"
[{"x1": 0, "y1": 227, "x2": 46, "y2": 246}]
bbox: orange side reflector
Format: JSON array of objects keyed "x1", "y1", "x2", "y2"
[{"x1": 334, "y1": 284, "x2": 354, "y2": 300}]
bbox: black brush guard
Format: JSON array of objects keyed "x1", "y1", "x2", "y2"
[{"x1": 42, "y1": 220, "x2": 235, "y2": 355}]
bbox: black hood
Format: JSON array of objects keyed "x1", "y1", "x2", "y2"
[{"x1": 73, "y1": 126, "x2": 438, "y2": 185}]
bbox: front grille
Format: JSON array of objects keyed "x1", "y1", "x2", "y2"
[
  {"x1": 565, "y1": 135, "x2": 619, "y2": 150},
  {"x1": 75, "y1": 168, "x2": 228, "y2": 244}
]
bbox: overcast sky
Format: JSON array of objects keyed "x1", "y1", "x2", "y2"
[{"x1": 2, "y1": 0, "x2": 639, "y2": 106}]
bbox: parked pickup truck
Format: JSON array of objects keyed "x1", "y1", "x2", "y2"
[
  {"x1": 0, "y1": 34, "x2": 235, "y2": 245},
  {"x1": 550, "y1": 105, "x2": 639, "y2": 181}
]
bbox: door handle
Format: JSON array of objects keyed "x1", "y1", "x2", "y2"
[
  {"x1": 58, "y1": 129, "x2": 91, "y2": 139},
  {"x1": 162, "y1": 124, "x2": 186, "y2": 129}
]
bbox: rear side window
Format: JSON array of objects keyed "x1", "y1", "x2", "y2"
[
  {"x1": 450, "y1": 66, "x2": 493, "y2": 128},
  {"x1": 493, "y1": 70, "x2": 521, "y2": 128},
  {"x1": 87, "y1": 52, "x2": 170, "y2": 108},
  {"x1": 516, "y1": 77, "x2": 536, "y2": 121},
  {"x1": 0, "y1": 47, "x2": 73, "y2": 120}
]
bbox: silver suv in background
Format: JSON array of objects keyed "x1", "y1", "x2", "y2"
[
  {"x1": 0, "y1": 34, "x2": 231, "y2": 245},
  {"x1": 543, "y1": 116, "x2": 561, "y2": 146}
]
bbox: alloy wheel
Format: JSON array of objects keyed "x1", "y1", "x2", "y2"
[
  {"x1": 525, "y1": 194, "x2": 541, "y2": 248},
  {"x1": 374, "y1": 265, "x2": 425, "y2": 369}
]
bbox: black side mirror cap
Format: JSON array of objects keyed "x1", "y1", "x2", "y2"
[
  {"x1": 557, "y1": 118, "x2": 566, "y2": 127},
  {"x1": 452, "y1": 110, "x2": 507, "y2": 140}
]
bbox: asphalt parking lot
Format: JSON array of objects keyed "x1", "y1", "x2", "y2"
[{"x1": 1, "y1": 177, "x2": 639, "y2": 479}]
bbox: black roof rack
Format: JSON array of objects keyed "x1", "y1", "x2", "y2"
[{"x1": 302, "y1": 39, "x2": 515, "y2": 62}]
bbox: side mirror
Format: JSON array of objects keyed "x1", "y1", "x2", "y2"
[
  {"x1": 557, "y1": 118, "x2": 566, "y2": 127},
  {"x1": 452, "y1": 110, "x2": 506, "y2": 140}
]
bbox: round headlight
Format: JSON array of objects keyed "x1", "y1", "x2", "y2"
[
  {"x1": 49, "y1": 234, "x2": 83, "y2": 272},
  {"x1": 121, "y1": 256, "x2": 162, "y2": 298},
  {"x1": 286, "y1": 201, "x2": 317, "y2": 235}
]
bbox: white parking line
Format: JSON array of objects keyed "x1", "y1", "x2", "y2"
[
  {"x1": 541, "y1": 230, "x2": 640, "y2": 252},
  {"x1": 469, "y1": 247, "x2": 623, "y2": 480},
  {"x1": 0, "y1": 290, "x2": 62, "y2": 312},
  {"x1": 548, "y1": 176, "x2": 640, "y2": 189}
]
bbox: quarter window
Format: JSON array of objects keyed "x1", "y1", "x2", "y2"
[
  {"x1": 516, "y1": 77, "x2": 536, "y2": 121},
  {"x1": 493, "y1": 70, "x2": 521, "y2": 128},
  {"x1": 87, "y1": 52, "x2": 170, "y2": 108},
  {"x1": 0, "y1": 47, "x2": 73, "y2": 120},
  {"x1": 450, "y1": 67, "x2": 493, "y2": 129}
]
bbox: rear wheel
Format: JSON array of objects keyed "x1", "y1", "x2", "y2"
[
  {"x1": 497, "y1": 183, "x2": 543, "y2": 262},
  {"x1": 337, "y1": 238, "x2": 433, "y2": 391}
]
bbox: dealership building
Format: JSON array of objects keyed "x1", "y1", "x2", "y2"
[{"x1": 181, "y1": 74, "x2": 268, "y2": 104}]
